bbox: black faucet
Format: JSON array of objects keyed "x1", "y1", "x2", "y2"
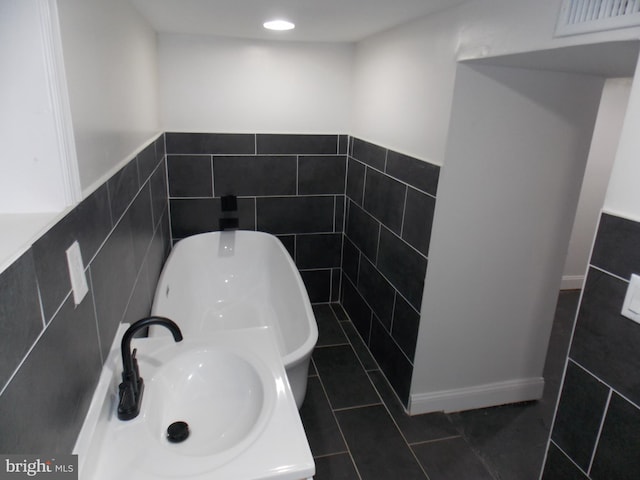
[{"x1": 117, "y1": 316, "x2": 183, "y2": 421}]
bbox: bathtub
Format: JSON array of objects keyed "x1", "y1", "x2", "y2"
[{"x1": 150, "y1": 231, "x2": 318, "y2": 408}]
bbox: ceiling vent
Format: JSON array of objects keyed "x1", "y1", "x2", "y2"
[{"x1": 555, "y1": 0, "x2": 640, "y2": 36}]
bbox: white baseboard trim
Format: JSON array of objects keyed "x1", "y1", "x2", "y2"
[
  {"x1": 560, "y1": 275, "x2": 584, "y2": 290},
  {"x1": 409, "y1": 377, "x2": 545, "y2": 415}
]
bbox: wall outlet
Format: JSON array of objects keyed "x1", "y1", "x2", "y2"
[
  {"x1": 621, "y1": 273, "x2": 640, "y2": 324},
  {"x1": 66, "y1": 241, "x2": 89, "y2": 305}
]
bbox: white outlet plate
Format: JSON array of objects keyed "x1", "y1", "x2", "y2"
[
  {"x1": 621, "y1": 273, "x2": 640, "y2": 324},
  {"x1": 66, "y1": 241, "x2": 89, "y2": 305}
]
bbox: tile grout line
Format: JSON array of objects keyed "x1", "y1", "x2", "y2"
[
  {"x1": 344, "y1": 233, "x2": 422, "y2": 318},
  {"x1": 360, "y1": 353, "x2": 432, "y2": 480},
  {"x1": 400, "y1": 185, "x2": 409, "y2": 238},
  {"x1": 210, "y1": 155, "x2": 215, "y2": 198},
  {"x1": 313, "y1": 450, "x2": 350, "y2": 459},
  {"x1": 0, "y1": 314, "x2": 55, "y2": 397},
  {"x1": 335, "y1": 307, "x2": 415, "y2": 415},
  {"x1": 316, "y1": 311, "x2": 430, "y2": 480},
  {"x1": 332, "y1": 195, "x2": 337, "y2": 234},
  {"x1": 569, "y1": 358, "x2": 640, "y2": 411},
  {"x1": 374, "y1": 220, "x2": 382, "y2": 265},
  {"x1": 538, "y1": 267, "x2": 591, "y2": 480},
  {"x1": 339, "y1": 233, "x2": 345, "y2": 303},
  {"x1": 341, "y1": 274, "x2": 416, "y2": 367},
  {"x1": 331, "y1": 402, "x2": 384, "y2": 413},
  {"x1": 0, "y1": 232, "x2": 156, "y2": 396},
  {"x1": 87, "y1": 269, "x2": 104, "y2": 363},
  {"x1": 589, "y1": 264, "x2": 631, "y2": 284},
  {"x1": 361, "y1": 166, "x2": 367, "y2": 207},
  {"x1": 315, "y1": 342, "x2": 351, "y2": 349},
  {"x1": 408, "y1": 435, "x2": 464, "y2": 447},
  {"x1": 348, "y1": 155, "x2": 438, "y2": 200},
  {"x1": 310, "y1": 357, "x2": 365, "y2": 480},
  {"x1": 550, "y1": 439, "x2": 591, "y2": 478},
  {"x1": 337, "y1": 319, "x2": 380, "y2": 374},
  {"x1": 390, "y1": 292, "x2": 398, "y2": 339},
  {"x1": 336, "y1": 302, "x2": 497, "y2": 480},
  {"x1": 347, "y1": 198, "x2": 428, "y2": 262},
  {"x1": 587, "y1": 388, "x2": 612, "y2": 475}
]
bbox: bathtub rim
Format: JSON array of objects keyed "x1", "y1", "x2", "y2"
[{"x1": 151, "y1": 230, "x2": 318, "y2": 370}]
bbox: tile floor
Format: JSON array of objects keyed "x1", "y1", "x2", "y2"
[{"x1": 300, "y1": 291, "x2": 580, "y2": 480}]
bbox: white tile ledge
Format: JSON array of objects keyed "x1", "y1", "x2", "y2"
[{"x1": 0, "y1": 212, "x2": 61, "y2": 274}]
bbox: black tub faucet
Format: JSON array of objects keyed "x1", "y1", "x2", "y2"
[
  {"x1": 219, "y1": 194, "x2": 239, "y2": 230},
  {"x1": 117, "y1": 316, "x2": 183, "y2": 421}
]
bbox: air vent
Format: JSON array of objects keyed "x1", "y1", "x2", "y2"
[{"x1": 555, "y1": 0, "x2": 640, "y2": 36}]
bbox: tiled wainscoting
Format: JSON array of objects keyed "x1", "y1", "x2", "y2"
[
  {"x1": 166, "y1": 133, "x2": 441, "y2": 407},
  {"x1": 542, "y1": 213, "x2": 640, "y2": 479},
  {"x1": 0, "y1": 132, "x2": 440, "y2": 453},
  {"x1": 166, "y1": 133, "x2": 348, "y2": 303},
  {"x1": 341, "y1": 138, "x2": 440, "y2": 407},
  {"x1": 0, "y1": 135, "x2": 170, "y2": 453}
]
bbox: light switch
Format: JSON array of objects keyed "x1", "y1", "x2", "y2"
[
  {"x1": 66, "y1": 241, "x2": 89, "y2": 305},
  {"x1": 621, "y1": 273, "x2": 640, "y2": 324}
]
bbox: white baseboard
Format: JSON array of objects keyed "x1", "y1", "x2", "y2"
[
  {"x1": 560, "y1": 275, "x2": 584, "y2": 290},
  {"x1": 408, "y1": 377, "x2": 545, "y2": 415}
]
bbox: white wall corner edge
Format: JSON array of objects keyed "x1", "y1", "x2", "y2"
[
  {"x1": 408, "y1": 377, "x2": 545, "y2": 415},
  {"x1": 40, "y1": 0, "x2": 82, "y2": 206},
  {"x1": 560, "y1": 275, "x2": 585, "y2": 290}
]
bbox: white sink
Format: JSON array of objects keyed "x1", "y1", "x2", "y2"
[
  {"x1": 143, "y1": 345, "x2": 272, "y2": 458},
  {"x1": 74, "y1": 326, "x2": 314, "y2": 480}
]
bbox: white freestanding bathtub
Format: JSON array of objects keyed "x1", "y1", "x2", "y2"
[{"x1": 150, "y1": 230, "x2": 318, "y2": 408}]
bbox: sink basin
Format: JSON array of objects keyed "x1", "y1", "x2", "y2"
[
  {"x1": 143, "y1": 345, "x2": 275, "y2": 459},
  {"x1": 75, "y1": 326, "x2": 314, "y2": 480}
]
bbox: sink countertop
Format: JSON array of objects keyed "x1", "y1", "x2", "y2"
[{"x1": 74, "y1": 325, "x2": 314, "y2": 480}]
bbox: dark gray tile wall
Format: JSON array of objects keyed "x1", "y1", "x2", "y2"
[
  {"x1": 166, "y1": 133, "x2": 347, "y2": 303},
  {"x1": 0, "y1": 135, "x2": 170, "y2": 453},
  {"x1": 166, "y1": 133, "x2": 439, "y2": 406},
  {"x1": 341, "y1": 137, "x2": 440, "y2": 407},
  {"x1": 543, "y1": 213, "x2": 640, "y2": 480}
]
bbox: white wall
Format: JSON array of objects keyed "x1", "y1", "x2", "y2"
[
  {"x1": 0, "y1": 0, "x2": 72, "y2": 213},
  {"x1": 158, "y1": 34, "x2": 353, "y2": 134},
  {"x1": 604, "y1": 55, "x2": 640, "y2": 222},
  {"x1": 350, "y1": 17, "x2": 458, "y2": 165},
  {"x1": 561, "y1": 78, "x2": 631, "y2": 290},
  {"x1": 57, "y1": 0, "x2": 160, "y2": 193},
  {"x1": 410, "y1": 64, "x2": 603, "y2": 413},
  {"x1": 348, "y1": 0, "x2": 640, "y2": 414},
  {"x1": 351, "y1": 0, "x2": 640, "y2": 166}
]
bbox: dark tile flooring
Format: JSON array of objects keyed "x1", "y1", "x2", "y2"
[{"x1": 300, "y1": 291, "x2": 580, "y2": 480}]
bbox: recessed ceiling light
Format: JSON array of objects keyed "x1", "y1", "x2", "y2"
[{"x1": 263, "y1": 19, "x2": 295, "y2": 31}]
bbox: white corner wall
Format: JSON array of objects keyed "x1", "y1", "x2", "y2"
[
  {"x1": 561, "y1": 78, "x2": 632, "y2": 290},
  {"x1": 604, "y1": 55, "x2": 640, "y2": 222},
  {"x1": 0, "y1": 0, "x2": 72, "y2": 213},
  {"x1": 410, "y1": 64, "x2": 603, "y2": 414},
  {"x1": 351, "y1": 0, "x2": 640, "y2": 166},
  {"x1": 347, "y1": 0, "x2": 640, "y2": 415},
  {"x1": 158, "y1": 34, "x2": 354, "y2": 134},
  {"x1": 350, "y1": 17, "x2": 458, "y2": 165},
  {"x1": 57, "y1": 0, "x2": 160, "y2": 193}
]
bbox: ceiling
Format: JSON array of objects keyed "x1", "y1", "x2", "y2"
[{"x1": 130, "y1": 0, "x2": 470, "y2": 43}]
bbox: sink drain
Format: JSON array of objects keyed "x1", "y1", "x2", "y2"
[{"x1": 167, "y1": 421, "x2": 189, "y2": 443}]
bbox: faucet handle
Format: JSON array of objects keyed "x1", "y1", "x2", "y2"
[
  {"x1": 132, "y1": 348, "x2": 140, "y2": 381},
  {"x1": 122, "y1": 348, "x2": 140, "y2": 384}
]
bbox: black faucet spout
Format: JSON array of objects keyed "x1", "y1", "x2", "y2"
[{"x1": 117, "y1": 316, "x2": 183, "y2": 421}]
